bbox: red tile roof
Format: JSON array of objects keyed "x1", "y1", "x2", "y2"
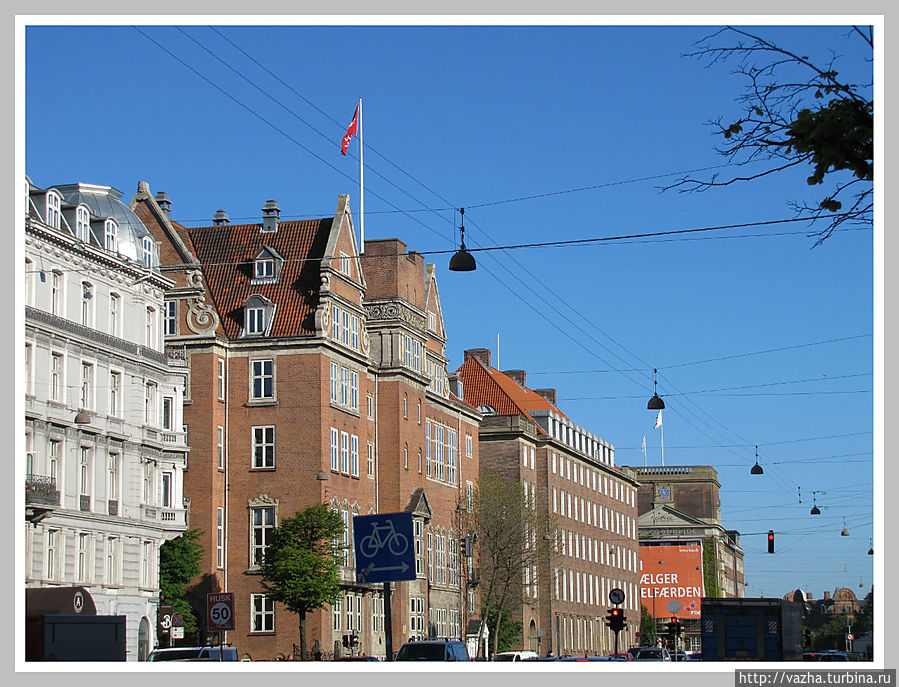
[
  {"x1": 186, "y1": 219, "x2": 333, "y2": 339},
  {"x1": 456, "y1": 357, "x2": 570, "y2": 433}
]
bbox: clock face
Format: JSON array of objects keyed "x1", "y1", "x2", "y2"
[{"x1": 657, "y1": 487, "x2": 671, "y2": 499}]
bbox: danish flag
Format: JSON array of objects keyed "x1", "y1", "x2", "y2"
[{"x1": 341, "y1": 106, "x2": 359, "y2": 155}]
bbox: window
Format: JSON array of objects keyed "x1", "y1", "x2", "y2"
[
  {"x1": 330, "y1": 362, "x2": 339, "y2": 402},
  {"x1": 109, "y1": 294, "x2": 120, "y2": 337},
  {"x1": 145, "y1": 306, "x2": 156, "y2": 348},
  {"x1": 106, "y1": 536, "x2": 119, "y2": 584},
  {"x1": 46, "y1": 528, "x2": 59, "y2": 579},
  {"x1": 332, "y1": 305, "x2": 340, "y2": 341},
  {"x1": 216, "y1": 507, "x2": 224, "y2": 568},
  {"x1": 49, "y1": 440, "x2": 60, "y2": 488},
  {"x1": 161, "y1": 472, "x2": 172, "y2": 508},
  {"x1": 251, "y1": 507, "x2": 275, "y2": 566},
  {"x1": 250, "y1": 359, "x2": 274, "y2": 399},
  {"x1": 340, "y1": 509, "x2": 351, "y2": 566},
  {"x1": 105, "y1": 219, "x2": 117, "y2": 252},
  {"x1": 403, "y1": 446, "x2": 408, "y2": 470},
  {"x1": 350, "y1": 371, "x2": 358, "y2": 410},
  {"x1": 403, "y1": 335, "x2": 413, "y2": 368},
  {"x1": 79, "y1": 446, "x2": 92, "y2": 508},
  {"x1": 109, "y1": 371, "x2": 121, "y2": 417},
  {"x1": 77, "y1": 533, "x2": 90, "y2": 583},
  {"x1": 142, "y1": 460, "x2": 156, "y2": 504},
  {"x1": 351, "y1": 316, "x2": 359, "y2": 350},
  {"x1": 410, "y1": 597, "x2": 425, "y2": 641},
  {"x1": 417, "y1": 400, "x2": 421, "y2": 424},
  {"x1": 50, "y1": 352, "x2": 63, "y2": 402},
  {"x1": 414, "y1": 519, "x2": 424, "y2": 576},
  {"x1": 253, "y1": 426, "x2": 275, "y2": 469},
  {"x1": 46, "y1": 192, "x2": 61, "y2": 229},
  {"x1": 466, "y1": 434, "x2": 472, "y2": 458},
  {"x1": 466, "y1": 481, "x2": 474, "y2": 511},
  {"x1": 350, "y1": 435, "x2": 359, "y2": 477},
  {"x1": 81, "y1": 282, "x2": 93, "y2": 327},
  {"x1": 142, "y1": 237, "x2": 154, "y2": 268},
  {"x1": 217, "y1": 358, "x2": 226, "y2": 400},
  {"x1": 330, "y1": 428, "x2": 339, "y2": 471},
  {"x1": 367, "y1": 442, "x2": 374, "y2": 478},
  {"x1": 144, "y1": 382, "x2": 157, "y2": 425},
  {"x1": 413, "y1": 340, "x2": 421, "y2": 372},
  {"x1": 403, "y1": 396, "x2": 407, "y2": 419},
  {"x1": 339, "y1": 252, "x2": 351, "y2": 276},
  {"x1": 25, "y1": 258, "x2": 34, "y2": 306},
  {"x1": 418, "y1": 450, "x2": 422, "y2": 474},
  {"x1": 428, "y1": 311, "x2": 437, "y2": 332},
  {"x1": 217, "y1": 426, "x2": 225, "y2": 469},
  {"x1": 246, "y1": 306, "x2": 265, "y2": 335},
  {"x1": 107, "y1": 453, "x2": 119, "y2": 512},
  {"x1": 50, "y1": 271, "x2": 62, "y2": 316},
  {"x1": 255, "y1": 258, "x2": 275, "y2": 280},
  {"x1": 367, "y1": 394, "x2": 374, "y2": 420},
  {"x1": 342, "y1": 311, "x2": 350, "y2": 346},
  {"x1": 163, "y1": 300, "x2": 177, "y2": 336},
  {"x1": 25, "y1": 343, "x2": 33, "y2": 395},
  {"x1": 251, "y1": 594, "x2": 275, "y2": 633},
  {"x1": 76, "y1": 205, "x2": 90, "y2": 241},
  {"x1": 340, "y1": 432, "x2": 349, "y2": 474},
  {"x1": 162, "y1": 397, "x2": 174, "y2": 431},
  {"x1": 340, "y1": 367, "x2": 348, "y2": 405}
]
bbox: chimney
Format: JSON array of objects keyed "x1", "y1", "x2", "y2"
[
  {"x1": 535, "y1": 388, "x2": 557, "y2": 405},
  {"x1": 212, "y1": 209, "x2": 230, "y2": 225},
  {"x1": 155, "y1": 191, "x2": 172, "y2": 218},
  {"x1": 261, "y1": 199, "x2": 280, "y2": 233},
  {"x1": 464, "y1": 348, "x2": 491, "y2": 369},
  {"x1": 823, "y1": 591, "x2": 830, "y2": 600},
  {"x1": 503, "y1": 369, "x2": 527, "y2": 389}
]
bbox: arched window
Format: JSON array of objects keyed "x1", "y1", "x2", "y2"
[
  {"x1": 142, "y1": 237, "x2": 154, "y2": 268},
  {"x1": 45, "y1": 192, "x2": 61, "y2": 229},
  {"x1": 76, "y1": 206, "x2": 91, "y2": 242},
  {"x1": 105, "y1": 219, "x2": 118, "y2": 252},
  {"x1": 243, "y1": 295, "x2": 275, "y2": 337}
]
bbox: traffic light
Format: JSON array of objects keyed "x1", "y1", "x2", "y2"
[
  {"x1": 342, "y1": 634, "x2": 349, "y2": 648},
  {"x1": 462, "y1": 534, "x2": 473, "y2": 557},
  {"x1": 768, "y1": 530, "x2": 775, "y2": 554},
  {"x1": 607, "y1": 607, "x2": 625, "y2": 633},
  {"x1": 350, "y1": 633, "x2": 359, "y2": 647},
  {"x1": 667, "y1": 617, "x2": 680, "y2": 639}
]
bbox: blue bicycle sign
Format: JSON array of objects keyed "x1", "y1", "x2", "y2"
[{"x1": 353, "y1": 512, "x2": 416, "y2": 584}]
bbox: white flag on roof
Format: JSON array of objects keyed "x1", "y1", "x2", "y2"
[{"x1": 653, "y1": 410, "x2": 663, "y2": 429}]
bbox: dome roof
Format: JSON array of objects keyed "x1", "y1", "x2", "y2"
[{"x1": 53, "y1": 182, "x2": 158, "y2": 271}]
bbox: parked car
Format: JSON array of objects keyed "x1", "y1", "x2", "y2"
[
  {"x1": 147, "y1": 646, "x2": 238, "y2": 662},
  {"x1": 394, "y1": 640, "x2": 470, "y2": 661},
  {"x1": 493, "y1": 650, "x2": 539, "y2": 661},
  {"x1": 608, "y1": 653, "x2": 635, "y2": 661},
  {"x1": 629, "y1": 647, "x2": 671, "y2": 661},
  {"x1": 335, "y1": 655, "x2": 380, "y2": 661}
]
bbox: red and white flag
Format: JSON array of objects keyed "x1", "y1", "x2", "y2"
[
  {"x1": 654, "y1": 410, "x2": 663, "y2": 429},
  {"x1": 341, "y1": 106, "x2": 359, "y2": 155}
]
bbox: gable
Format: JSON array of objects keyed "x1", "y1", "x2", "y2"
[
  {"x1": 404, "y1": 487, "x2": 433, "y2": 520},
  {"x1": 638, "y1": 504, "x2": 708, "y2": 528}
]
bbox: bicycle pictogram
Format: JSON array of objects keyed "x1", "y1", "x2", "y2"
[{"x1": 359, "y1": 519, "x2": 410, "y2": 558}]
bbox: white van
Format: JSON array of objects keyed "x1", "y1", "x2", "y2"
[{"x1": 493, "y1": 650, "x2": 539, "y2": 662}]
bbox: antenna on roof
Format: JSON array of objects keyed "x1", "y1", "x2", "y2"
[{"x1": 497, "y1": 332, "x2": 500, "y2": 371}]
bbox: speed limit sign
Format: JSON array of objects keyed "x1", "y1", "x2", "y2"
[{"x1": 207, "y1": 592, "x2": 235, "y2": 631}]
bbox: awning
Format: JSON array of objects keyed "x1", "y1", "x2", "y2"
[{"x1": 26, "y1": 587, "x2": 97, "y2": 615}]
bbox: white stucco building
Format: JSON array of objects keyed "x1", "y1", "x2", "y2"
[{"x1": 23, "y1": 177, "x2": 189, "y2": 660}]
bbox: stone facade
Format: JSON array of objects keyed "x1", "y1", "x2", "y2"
[{"x1": 24, "y1": 177, "x2": 188, "y2": 660}]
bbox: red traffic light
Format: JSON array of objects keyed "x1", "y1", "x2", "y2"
[
  {"x1": 767, "y1": 530, "x2": 775, "y2": 554},
  {"x1": 610, "y1": 608, "x2": 621, "y2": 617}
]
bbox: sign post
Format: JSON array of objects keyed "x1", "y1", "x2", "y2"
[
  {"x1": 207, "y1": 592, "x2": 235, "y2": 661},
  {"x1": 353, "y1": 512, "x2": 416, "y2": 661}
]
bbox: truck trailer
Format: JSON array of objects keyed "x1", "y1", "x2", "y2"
[{"x1": 701, "y1": 597, "x2": 803, "y2": 661}]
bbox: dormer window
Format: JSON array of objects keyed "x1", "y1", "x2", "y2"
[
  {"x1": 251, "y1": 245, "x2": 284, "y2": 285},
  {"x1": 142, "y1": 237, "x2": 154, "y2": 268},
  {"x1": 46, "y1": 192, "x2": 61, "y2": 229},
  {"x1": 76, "y1": 206, "x2": 90, "y2": 242},
  {"x1": 104, "y1": 219, "x2": 118, "y2": 252},
  {"x1": 255, "y1": 257, "x2": 275, "y2": 280},
  {"x1": 243, "y1": 295, "x2": 275, "y2": 337}
]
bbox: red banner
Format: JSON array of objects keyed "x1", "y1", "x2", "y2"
[
  {"x1": 341, "y1": 106, "x2": 358, "y2": 155},
  {"x1": 639, "y1": 543, "x2": 704, "y2": 619}
]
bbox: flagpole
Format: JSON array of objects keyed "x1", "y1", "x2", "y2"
[
  {"x1": 642, "y1": 437, "x2": 647, "y2": 467},
  {"x1": 358, "y1": 96, "x2": 364, "y2": 250}
]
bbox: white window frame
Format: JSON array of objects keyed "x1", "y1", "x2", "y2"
[
  {"x1": 367, "y1": 442, "x2": 375, "y2": 478},
  {"x1": 50, "y1": 270, "x2": 63, "y2": 317},
  {"x1": 145, "y1": 306, "x2": 156, "y2": 348},
  {"x1": 142, "y1": 237, "x2": 154, "y2": 268},
  {"x1": 217, "y1": 358, "x2": 226, "y2": 401},
  {"x1": 251, "y1": 594, "x2": 275, "y2": 633},
  {"x1": 46, "y1": 192, "x2": 61, "y2": 229},
  {"x1": 255, "y1": 258, "x2": 275, "y2": 280},
  {"x1": 109, "y1": 371, "x2": 121, "y2": 417},
  {"x1": 252, "y1": 425, "x2": 276, "y2": 469},
  {"x1": 330, "y1": 428, "x2": 340, "y2": 471},
  {"x1": 163, "y1": 300, "x2": 177, "y2": 336},
  {"x1": 105, "y1": 219, "x2": 117, "y2": 252},
  {"x1": 81, "y1": 282, "x2": 93, "y2": 327},
  {"x1": 50, "y1": 352, "x2": 63, "y2": 402},
  {"x1": 217, "y1": 426, "x2": 225, "y2": 470},
  {"x1": 250, "y1": 506, "x2": 276, "y2": 567},
  {"x1": 109, "y1": 293, "x2": 120, "y2": 337},
  {"x1": 216, "y1": 507, "x2": 225, "y2": 569},
  {"x1": 350, "y1": 435, "x2": 359, "y2": 477},
  {"x1": 80, "y1": 361, "x2": 94, "y2": 410},
  {"x1": 246, "y1": 306, "x2": 266, "y2": 335},
  {"x1": 340, "y1": 431, "x2": 349, "y2": 474},
  {"x1": 250, "y1": 358, "x2": 274, "y2": 400},
  {"x1": 76, "y1": 205, "x2": 90, "y2": 241}
]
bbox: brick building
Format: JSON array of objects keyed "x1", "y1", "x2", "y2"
[
  {"x1": 628, "y1": 465, "x2": 745, "y2": 601},
  {"x1": 455, "y1": 350, "x2": 641, "y2": 657},
  {"x1": 131, "y1": 186, "x2": 480, "y2": 660}
]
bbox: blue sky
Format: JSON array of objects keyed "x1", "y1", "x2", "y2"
[{"x1": 23, "y1": 21, "x2": 878, "y2": 601}]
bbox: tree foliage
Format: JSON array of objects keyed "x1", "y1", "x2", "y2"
[
  {"x1": 640, "y1": 604, "x2": 657, "y2": 644},
  {"x1": 667, "y1": 26, "x2": 873, "y2": 245},
  {"x1": 465, "y1": 468, "x2": 552, "y2": 658},
  {"x1": 483, "y1": 606, "x2": 524, "y2": 654},
  {"x1": 702, "y1": 537, "x2": 720, "y2": 598},
  {"x1": 158, "y1": 528, "x2": 203, "y2": 636},
  {"x1": 259, "y1": 504, "x2": 345, "y2": 660}
]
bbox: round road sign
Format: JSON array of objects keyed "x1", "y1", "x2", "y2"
[{"x1": 609, "y1": 588, "x2": 625, "y2": 605}]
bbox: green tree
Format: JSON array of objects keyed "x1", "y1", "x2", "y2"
[
  {"x1": 259, "y1": 504, "x2": 345, "y2": 660},
  {"x1": 640, "y1": 604, "x2": 657, "y2": 645},
  {"x1": 158, "y1": 528, "x2": 203, "y2": 637},
  {"x1": 667, "y1": 26, "x2": 873, "y2": 245},
  {"x1": 465, "y1": 468, "x2": 552, "y2": 658},
  {"x1": 702, "y1": 538, "x2": 720, "y2": 598},
  {"x1": 483, "y1": 606, "x2": 523, "y2": 654}
]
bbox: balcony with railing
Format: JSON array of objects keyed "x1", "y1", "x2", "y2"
[
  {"x1": 141, "y1": 503, "x2": 188, "y2": 529},
  {"x1": 25, "y1": 474, "x2": 59, "y2": 523}
]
